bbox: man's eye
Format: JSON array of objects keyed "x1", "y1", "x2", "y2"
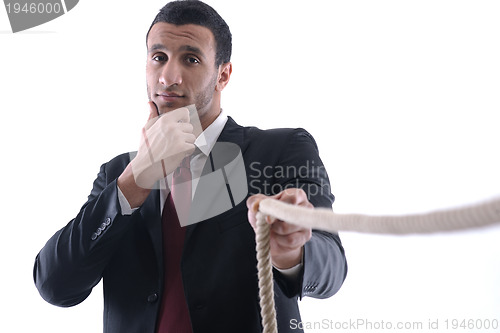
[
  {"x1": 153, "y1": 55, "x2": 167, "y2": 62},
  {"x1": 186, "y1": 57, "x2": 200, "y2": 64}
]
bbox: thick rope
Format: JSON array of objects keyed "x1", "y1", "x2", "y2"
[
  {"x1": 255, "y1": 212, "x2": 278, "y2": 333},
  {"x1": 259, "y1": 196, "x2": 500, "y2": 235},
  {"x1": 254, "y1": 195, "x2": 500, "y2": 332}
]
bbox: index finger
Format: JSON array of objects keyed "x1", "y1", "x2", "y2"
[
  {"x1": 275, "y1": 188, "x2": 311, "y2": 207},
  {"x1": 144, "y1": 101, "x2": 160, "y2": 131}
]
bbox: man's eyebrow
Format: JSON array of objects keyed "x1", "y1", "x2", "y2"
[
  {"x1": 147, "y1": 44, "x2": 206, "y2": 59},
  {"x1": 179, "y1": 45, "x2": 206, "y2": 59},
  {"x1": 148, "y1": 43, "x2": 167, "y2": 53}
]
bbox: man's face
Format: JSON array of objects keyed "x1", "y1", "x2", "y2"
[{"x1": 146, "y1": 22, "x2": 220, "y2": 122}]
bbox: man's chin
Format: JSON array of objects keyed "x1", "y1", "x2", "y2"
[{"x1": 156, "y1": 101, "x2": 191, "y2": 115}]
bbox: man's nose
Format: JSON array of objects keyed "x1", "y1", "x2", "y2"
[{"x1": 159, "y1": 61, "x2": 182, "y2": 86}]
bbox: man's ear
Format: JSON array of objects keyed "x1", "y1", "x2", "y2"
[{"x1": 216, "y1": 62, "x2": 232, "y2": 92}]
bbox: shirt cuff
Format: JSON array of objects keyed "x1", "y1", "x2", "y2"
[
  {"x1": 117, "y1": 184, "x2": 138, "y2": 215},
  {"x1": 273, "y1": 262, "x2": 303, "y2": 280}
]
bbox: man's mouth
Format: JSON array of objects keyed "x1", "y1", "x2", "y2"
[{"x1": 156, "y1": 92, "x2": 184, "y2": 103}]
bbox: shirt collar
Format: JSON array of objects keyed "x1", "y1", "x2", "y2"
[{"x1": 194, "y1": 109, "x2": 228, "y2": 157}]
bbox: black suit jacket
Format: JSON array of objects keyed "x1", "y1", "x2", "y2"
[{"x1": 34, "y1": 117, "x2": 347, "y2": 332}]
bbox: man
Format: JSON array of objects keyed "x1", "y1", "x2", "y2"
[{"x1": 33, "y1": 1, "x2": 347, "y2": 332}]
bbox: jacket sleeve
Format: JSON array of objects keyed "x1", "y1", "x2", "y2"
[
  {"x1": 271, "y1": 129, "x2": 348, "y2": 299},
  {"x1": 33, "y1": 154, "x2": 136, "y2": 307}
]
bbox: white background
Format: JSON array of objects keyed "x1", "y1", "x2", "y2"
[{"x1": 1, "y1": 1, "x2": 499, "y2": 332}]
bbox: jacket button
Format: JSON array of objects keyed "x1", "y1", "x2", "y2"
[
  {"x1": 147, "y1": 293, "x2": 158, "y2": 303},
  {"x1": 104, "y1": 217, "x2": 111, "y2": 225},
  {"x1": 91, "y1": 233, "x2": 98, "y2": 241}
]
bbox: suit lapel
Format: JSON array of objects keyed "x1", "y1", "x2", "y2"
[
  {"x1": 216, "y1": 116, "x2": 246, "y2": 149},
  {"x1": 140, "y1": 188, "x2": 163, "y2": 272},
  {"x1": 184, "y1": 116, "x2": 249, "y2": 241}
]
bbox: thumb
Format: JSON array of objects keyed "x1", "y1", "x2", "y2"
[{"x1": 145, "y1": 101, "x2": 160, "y2": 130}]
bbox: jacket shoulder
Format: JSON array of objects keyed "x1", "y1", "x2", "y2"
[
  {"x1": 100, "y1": 152, "x2": 133, "y2": 179},
  {"x1": 234, "y1": 122, "x2": 319, "y2": 151}
]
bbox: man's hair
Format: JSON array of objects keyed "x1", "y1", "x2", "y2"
[{"x1": 146, "y1": 0, "x2": 232, "y2": 66}]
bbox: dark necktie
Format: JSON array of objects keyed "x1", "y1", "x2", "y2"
[{"x1": 156, "y1": 156, "x2": 193, "y2": 333}]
